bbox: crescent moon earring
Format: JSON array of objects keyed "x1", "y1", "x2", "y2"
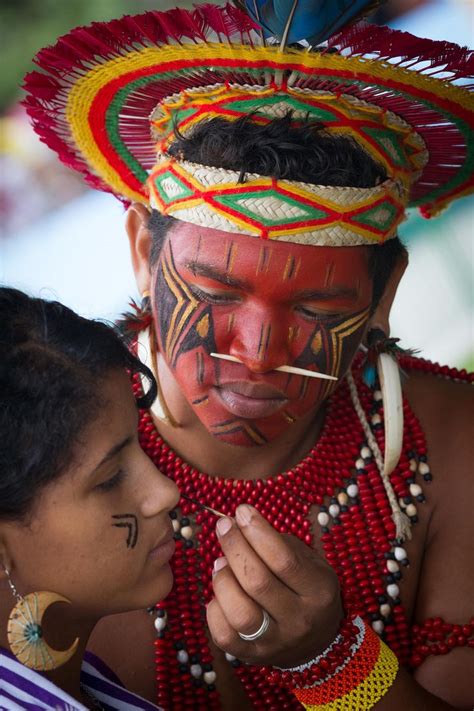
[{"x1": 4, "y1": 567, "x2": 79, "y2": 671}]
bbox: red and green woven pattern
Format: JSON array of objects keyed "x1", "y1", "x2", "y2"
[
  {"x1": 148, "y1": 154, "x2": 406, "y2": 245},
  {"x1": 23, "y1": 4, "x2": 474, "y2": 218}
]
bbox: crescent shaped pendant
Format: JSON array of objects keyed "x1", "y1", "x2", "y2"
[{"x1": 7, "y1": 591, "x2": 79, "y2": 671}]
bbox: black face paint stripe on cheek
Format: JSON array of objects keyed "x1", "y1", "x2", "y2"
[{"x1": 112, "y1": 514, "x2": 138, "y2": 549}]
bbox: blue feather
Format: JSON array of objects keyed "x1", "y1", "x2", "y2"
[
  {"x1": 245, "y1": 0, "x2": 383, "y2": 46},
  {"x1": 363, "y1": 362, "x2": 377, "y2": 389}
]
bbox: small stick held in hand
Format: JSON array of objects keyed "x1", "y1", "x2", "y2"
[
  {"x1": 210, "y1": 353, "x2": 337, "y2": 381},
  {"x1": 181, "y1": 493, "x2": 227, "y2": 518}
]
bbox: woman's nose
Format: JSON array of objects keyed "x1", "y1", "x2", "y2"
[{"x1": 140, "y1": 458, "x2": 180, "y2": 518}]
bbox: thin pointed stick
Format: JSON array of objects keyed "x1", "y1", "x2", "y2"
[
  {"x1": 180, "y1": 494, "x2": 227, "y2": 518},
  {"x1": 210, "y1": 353, "x2": 338, "y2": 381}
]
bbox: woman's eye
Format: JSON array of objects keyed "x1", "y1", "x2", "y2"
[
  {"x1": 190, "y1": 285, "x2": 239, "y2": 305},
  {"x1": 96, "y1": 469, "x2": 126, "y2": 492}
]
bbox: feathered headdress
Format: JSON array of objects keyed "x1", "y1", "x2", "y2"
[{"x1": 23, "y1": 0, "x2": 473, "y2": 246}]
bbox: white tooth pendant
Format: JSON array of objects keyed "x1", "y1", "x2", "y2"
[{"x1": 377, "y1": 351, "x2": 403, "y2": 479}]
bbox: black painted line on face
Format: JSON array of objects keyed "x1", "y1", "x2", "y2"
[{"x1": 112, "y1": 514, "x2": 138, "y2": 549}]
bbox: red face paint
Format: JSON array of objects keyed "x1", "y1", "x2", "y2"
[{"x1": 153, "y1": 224, "x2": 372, "y2": 447}]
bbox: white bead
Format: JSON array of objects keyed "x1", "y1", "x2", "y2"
[
  {"x1": 337, "y1": 492, "x2": 349, "y2": 506},
  {"x1": 409, "y1": 459, "x2": 417, "y2": 472},
  {"x1": 190, "y1": 664, "x2": 202, "y2": 678},
  {"x1": 409, "y1": 483, "x2": 422, "y2": 497},
  {"x1": 387, "y1": 583, "x2": 400, "y2": 599},
  {"x1": 172, "y1": 519, "x2": 180, "y2": 532},
  {"x1": 347, "y1": 484, "x2": 359, "y2": 498},
  {"x1": 329, "y1": 504, "x2": 340, "y2": 518},
  {"x1": 177, "y1": 650, "x2": 189, "y2": 664},
  {"x1": 361, "y1": 446, "x2": 372, "y2": 459},
  {"x1": 203, "y1": 671, "x2": 217, "y2": 685},
  {"x1": 398, "y1": 498, "x2": 406, "y2": 509},
  {"x1": 355, "y1": 458, "x2": 365, "y2": 470},
  {"x1": 372, "y1": 620, "x2": 384, "y2": 634},
  {"x1": 317, "y1": 512, "x2": 330, "y2": 527},
  {"x1": 154, "y1": 617, "x2": 167, "y2": 632},
  {"x1": 394, "y1": 546, "x2": 407, "y2": 561},
  {"x1": 225, "y1": 653, "x2": 236, "y2": 662},
  {"x1": 406, "y1": 504, "x2": 417, "y2": 517},
  {"x1": 371, "y1": 414, "x2": 382, "y2": 425},
  {"x1": 380, "y1": 603, "x2": 391, "y2": 618},
  {"x1": 386, "y1": 560, "x2": 399, "y2": 573},
  {"x1": 181, "y1": 525, "x2": 193, "y2": 540},
  {"x1": 374, "y1": 390, "x2": 383, "y2": 401},
  {"x1": 418, "y1": 462, "x2": 430, "y2": 475}
]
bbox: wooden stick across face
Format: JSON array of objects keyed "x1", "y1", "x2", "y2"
[{"x1": 210, "y1": 353, "x2": 338, "y2": 381}]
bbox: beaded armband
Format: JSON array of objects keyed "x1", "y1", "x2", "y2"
[
  {"x1": 267, "y1": 615, "x2": 399, "y2": 710},
  {"x1": 410, "y1": 617, "x2": 474, "y2": 669}
]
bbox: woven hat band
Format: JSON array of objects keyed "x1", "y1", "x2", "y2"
[{"x1": 147, "y1": 154, "x2": 407, "y2": 246}]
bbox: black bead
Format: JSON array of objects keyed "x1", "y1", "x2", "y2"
[
  {"x1": 169, "y1": 510, "x2": 178, "y2": 519},
  {"x1": 185, "y1": 540, "x2": 194, "y2": 549},
  {"x1": 174, "y1": 641, "x2": 184, "y2": 650},
  {"x1": 207, "y1": 684, "x2": 216, "y2": 692},
  {"x1": 320, "y1": 505, "x2": 328, "y2": 512},
  {"x1": 157, "y1": 609, "x2": 166, "y2": 617},
  {"x1": 406, "y1": 477, "x2": 415, "y2": 484},
  {"x1": 190, "y1": 655, "x2": 199, "y2": 664},
  {"x1": 181, "y1": 517, "x2": 190, "y2": 526},
  {"x1": 179, "y1": 664, "x2": 188, "y2": 673},
  {"x1": 322, "y1": 526, "x2": 330, "y2": 534},
  {"x1": 393, "y1": 571, "x2": 402, "y2": 581},
  {"x1": 231, "y1": 659, "x2": 241, "y2": 668},
  {"x1": 403, "y1": 496, "x2": 412, "y2": 504},
  {"x1": 203, "y1": 663, "x2": 213, "y2": 672},
  {"x1": 410, "y1": 516, "x2": 419, "y2": 524},
  {"x1": 192, "y1": 679, "x2": 203, "y2": 688},
  {"x1": 341, "y1": 505, "x2": 349, "y2": 512},
  {"x1": 419, "y1": 454, "x2": 427, "y2": 462},
  {"x1": 377, "y1": 595, "x2": 387, "y2": 604},
  {"x1": 416, "y1": 494, "x2": 425, "y2": 503},
  {"x1": 423, "y1": 473, "x2": 433, "y2": 482}
]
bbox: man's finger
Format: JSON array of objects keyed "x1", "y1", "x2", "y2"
[
  {"x1": 233, "y1": 504, "x2": 331, "y2": 597},
  {"x1": 212, "y1": 556, "x2": 274, "y2": 638},
  {"x1": 215, "y1": 515, "x2": 296, "y2": 616}
]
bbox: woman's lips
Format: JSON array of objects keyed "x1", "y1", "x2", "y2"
[
  {"x1": 215, "y1": 382, "x2": 288, "y2": 419},
  {"x1": 148, "y1": 535, "x2": 175, "y2": 565}
]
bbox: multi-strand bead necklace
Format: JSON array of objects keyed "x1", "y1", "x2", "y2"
[{"x1": 134, "y1": 354, "x2": 471, "y2": 711}]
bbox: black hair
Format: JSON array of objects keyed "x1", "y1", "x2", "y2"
[
  {"x1": 147, "y1": 114, "x2": 406, "y2": 306},
  {"x1": 0, "y1": 287, "x2": 156, "y2": 520}
]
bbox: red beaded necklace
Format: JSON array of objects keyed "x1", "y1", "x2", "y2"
[{"x1": 134, "y1": 354, "x2": 470, "y2": 711}]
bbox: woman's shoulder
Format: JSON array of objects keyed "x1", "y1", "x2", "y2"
[
  {"x1": 0, "y1": 647, "x2": 87, "y2": 710},
  {"x1": 0, "y1": 647, "x2": 162, "y2": 711}
]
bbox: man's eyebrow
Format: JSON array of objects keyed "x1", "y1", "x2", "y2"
[
  {"x1": 91, "y1": 435, "x2": 133, "y2": 474},
  {"x1": 293, "y1": 287, "x2": 359, "y2": 301},
  {"x1": 185, "y1": 260, "x2": 252, "y2": 291}
]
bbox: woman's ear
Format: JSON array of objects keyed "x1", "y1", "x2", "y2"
[
  {"x1": 0, "y1": 537, "x2": 13, "y2": 582},
  {"x1": 368, "y1": 250, "x2": 408, "y2": 338},
  {"x1": 126, "y1": 203, "x2": 153, "y2": 294}
]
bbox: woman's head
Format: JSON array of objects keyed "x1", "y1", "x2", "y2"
[{"x1": 0, "y1": 288, "x2": 179, "y2": 617}]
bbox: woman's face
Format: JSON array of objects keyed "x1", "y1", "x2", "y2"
[{"x1": 1, "y1": 370, "x2": 180, "y2": 618}]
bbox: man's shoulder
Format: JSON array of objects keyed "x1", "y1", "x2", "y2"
[{"x1": 401, "y1": 357, "x2": 472, "y2": 504}]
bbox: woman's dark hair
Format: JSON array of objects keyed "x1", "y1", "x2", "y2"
[
  {"x1": 148, "y1": 113, "x2": 406, "y2": 307},
  {"x1": 0, "y1": 287, "x2": 156, "y2": 520}
]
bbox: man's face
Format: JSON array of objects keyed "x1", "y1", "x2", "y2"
[{"x1": 152, "y1": 224, "x2": 372, "y2": 447}]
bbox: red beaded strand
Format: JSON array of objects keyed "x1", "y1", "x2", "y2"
[{"x1": 133, "y1": 354, "x2": 471, "y2": 710}]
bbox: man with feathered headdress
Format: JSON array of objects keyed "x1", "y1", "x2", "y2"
[{"x1": 21, "y1": 1, "x2": 474, "y2": 708}]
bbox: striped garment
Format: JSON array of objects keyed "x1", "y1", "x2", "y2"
[{"x1": 0, "y1": 648, "x2": 161, "y2": 711}]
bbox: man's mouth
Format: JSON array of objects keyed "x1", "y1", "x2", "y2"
[{"x1": 215, "y1": 381, "x2": 288, "y2": 419}]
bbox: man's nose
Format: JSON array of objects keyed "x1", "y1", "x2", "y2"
[{"x1": 228, "y1": 308, "x2": 291, "y2": 373}]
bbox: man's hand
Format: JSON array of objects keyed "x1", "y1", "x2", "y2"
[{"x1": 206, "y1": 504, "x2": 343, "y2": 668}]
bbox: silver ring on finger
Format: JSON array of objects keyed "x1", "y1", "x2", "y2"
[{"x1": 237, "y1": 609, "x2": 270, "y2": 642}]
